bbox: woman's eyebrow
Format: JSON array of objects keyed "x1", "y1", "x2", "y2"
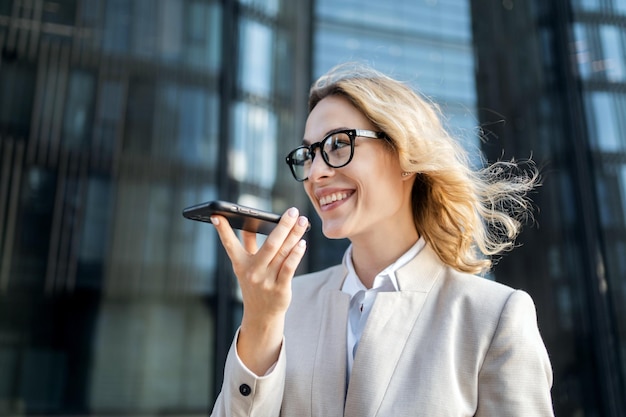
[{"x1": 302, "y1": 127, "x2": 350, "y2": 146}]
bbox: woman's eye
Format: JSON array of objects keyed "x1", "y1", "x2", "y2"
[{"x1": 329, "y1": 135, "x2": 350, "y2": 150}]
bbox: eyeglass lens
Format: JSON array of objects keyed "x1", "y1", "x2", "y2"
[{"x1": 290, "y1": 131, "x2": 353, "y2": 180}]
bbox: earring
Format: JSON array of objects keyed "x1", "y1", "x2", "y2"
[{"x1": 402, "y1": 171, "x2": 412, "y2": 177}]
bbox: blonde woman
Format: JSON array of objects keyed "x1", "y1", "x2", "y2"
[{"x1": 209, "y1": 63, "x2": 554, "y2": 416}]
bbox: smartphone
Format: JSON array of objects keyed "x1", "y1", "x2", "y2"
[{"x1": 182, "y1": 200, "x2": 308, "y2": 235}]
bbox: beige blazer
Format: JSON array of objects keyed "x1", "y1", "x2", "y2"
[{"x1": 210, "y1": 244, "x2": 554, "y2": 416}]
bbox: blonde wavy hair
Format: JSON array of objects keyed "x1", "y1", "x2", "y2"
[{"x1": 309, "y1": 63, "x2": 540, "y2": 275}]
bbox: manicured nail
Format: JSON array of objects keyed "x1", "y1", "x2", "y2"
[
  {"x1": 210, "y1": 216, "x2": 219, "y2": 225},
  {"x1": 297, "y1": 239, "x2": 307, "y2": 248},
  {"x1": 298, "y1": 216, "x2": 308, "y2": 227},
  {"x1": 288, "y1": 207, "x2": 298, "y2": 218}
]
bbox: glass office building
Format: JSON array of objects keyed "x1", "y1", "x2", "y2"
[
  {"x1": 0, "y1": 0, "x2": 625, "y2": 416},
  {"x1": 0, "y1": 0, "x2": 310, "y2": 414},
  {"x1": 469, "y1": 1, "x2": 626, "y2": 415}
]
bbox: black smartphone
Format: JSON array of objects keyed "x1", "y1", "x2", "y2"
[{"x1": 183, "y1": 200, "x2": 305, "y2": 235}]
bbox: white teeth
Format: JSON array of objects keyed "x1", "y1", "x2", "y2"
[{"x1": 319, "y1": 192, "x2": 349, "y2": 206}]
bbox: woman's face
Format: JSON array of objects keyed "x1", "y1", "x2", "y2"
[{"x1": 302, "y1": 95, "x2": 414, "y2": 241}]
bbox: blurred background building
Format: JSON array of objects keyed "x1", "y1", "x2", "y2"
[{"x1": 0, "y1": 0, "x2": 624, "y2": 415}]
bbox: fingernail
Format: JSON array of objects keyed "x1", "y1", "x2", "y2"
[
  {"x1": 298, "y1": 216, "x2": 308, "y2": 227},
  {"x1": 297, "y1": 239, "x2": 307, "y2": 248},
  {"x1": 210, "y1": 216, "x2": 219, "y2": 225},
  {"x1": 288, "y1": 207, "x2": 298, "y2": 218}
]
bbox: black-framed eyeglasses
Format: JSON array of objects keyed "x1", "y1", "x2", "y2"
[{"x1": 285, "y1": 129, "x2": 386, "y2": 182}]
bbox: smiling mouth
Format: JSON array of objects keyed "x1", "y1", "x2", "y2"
[{"x1": 319, "y1": 192, "x2": 351, "y2": 207}]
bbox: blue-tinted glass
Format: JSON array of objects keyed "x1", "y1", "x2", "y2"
[
  {"x1": 239, "y1": 19, "x2": 274, "y2": 97},
  {"x1": 79, "y1": 177, "x2": 112, "y2": 264},
  {"x1": 102, "y1": 0, "x2": 131, "y2": 54},
  {"x1": 586, "y1": 92, "x2": 622, "y2": 151},
  {"x1": 99, "y1": 81, "x2": 124, "y2": 123},
  {"x1": 178, "y1": 88, "x2": 218, "y2": 165},
  {"x1": 230, "y1": 102, "x2": 277, "y2": 188},
  {"x1": 600, "y1": 25, "x2": 625, "y2": 81},
  {"x1": 0, "y1": 61, "x2": 36, "y2": 138},
  {"x1": 239, "y1": 0, "x2": 280, "y2": 16},
  {"x1": 573, "y1": 0, "x2": 602, "y2": 10},
  {"x1": 156, "y1": 0, "x2": 184, "y2": 62},
  {"x1": 596, "y1": 172, "x2": 622, "y2": 227},
  {"x1": 88, "y1": 297, "x2": 213, "y2": 411},
  {"x1": 621, "y1": 166, "x2": 626, "y2": 226},
  {"x1": 317, "y1": 0, "x2": 471, "y2": 42},
  {"x1": 129, "y1": 0, "x2": 159, "y2": 59},
  {"x1": 314, "y1": 25, "x2": 475, "y2": 103},
  {"x1": 62, "y1": 70, "x2": 95, "y2": 150},
  {"x1": 179, "y1": 185, "x2": 218, "y2": 291},
  {"x1": 186, "y1": 1, "x2": 222, "y2": 71},
  {"x1": 124, "y1": 81, "x2": 218, "y2": 166},
  {"x1": 574, "y1": 24, "x2": 592, "y2": 79},
  {"x1": 42, "y1": 0, "x2": 77, "y2": 25}
]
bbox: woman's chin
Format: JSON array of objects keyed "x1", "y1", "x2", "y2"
[{"x1": 321, "y1": 222, "x2": 349, "y2": 240}]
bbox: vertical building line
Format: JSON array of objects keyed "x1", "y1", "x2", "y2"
[
  {"x1": 65, "y1": 152, "x2": 89, "y2": 292},
  {"x1": 40, "y1": 41, "x2": 59, "y2": 166},
  {"x1": 27, "y1": 0, "x2": 42, "y2": 61},
  {"x1": 0, "y1": 139, "x2": 14, "y2": 268},
  {"x1": 70, "y1": 0, "x2": 82, "y2": 63},
  {"x1": 56, "y1": 151, "x2": 81, "y2": 292},
  {"x1": 48, "y1": 44, "x2": 70, "y2": 168},
  {"x1": 0, "y1": 139, "x2": 25, "y2": 293},
  {"x1": 16, "y1": 0, "x2": 32, "y2": 58},
  {"x1": 27, "y1": 39, "x2": 48, "y2": 165},
  {"x1": 44, "y1": 148, "x2": 68, "y2": 294},
  {"x1": 5, "y1": 0, "x2": 21, "y2": 51},
  {"x1": 213, "y1": 0, "x2": 239, "y2": 399}
]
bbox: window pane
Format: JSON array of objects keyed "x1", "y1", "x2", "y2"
[
  {"x1": 230, "y1": 102, "x2": 277, "y2": 188},
  {"x1": 600, "y1": 25, "x2": 625, "y2": 82},
  {"x1": 586, "y1": 92, "x2": 622, "y2": 151},
  {"x1": 238, "y1": 19, "x2": 274, "y2": 97}
]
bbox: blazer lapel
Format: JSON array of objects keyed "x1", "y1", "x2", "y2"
[
  {"x1": 311, "y1": 284, "x2": 351, "y2": 417},
  {"x1": 344, "y1": 244, "x2": 444, "y2": 417}
]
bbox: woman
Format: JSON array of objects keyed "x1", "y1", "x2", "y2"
[{"x1": 209, "y1": 63, "x2": 554, "y2": 416}]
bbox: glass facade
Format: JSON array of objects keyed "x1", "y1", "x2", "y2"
[
  {"x1": 0, "y1": 0, "x2": 625, "y2": 416},
  {"x1": 0, "y1": 0, "x2": 309, "y2": 415},
  {"x1": 573, "y1": 0, "x2": 626, "y2": 413},
  {"x1": 470, "y1": 0, "x2": 626, "y2": 415}
]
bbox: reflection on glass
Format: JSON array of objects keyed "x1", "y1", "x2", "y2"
[
  {"x1": 239, "y1": 0, "x2": 280, "y2": 16},
  {"x1": 622, "y1": 166, "x2": 626, "y2": 225},
  {"x1": 230, "y1": 102, "x2": 277, "y2": 188},
  {"x1": 100, "y1": 0, "x2": 221, "y2": 69},
  {"x1": 586, "y1": 92, "x2": 621, "y2": 151},
  {"x1": 88, "y1": 298, "x2": 214, "y2": 412},
  {"x1": 600, "y1": 25, "x2": 625, "y2": 82},
  {"x1": 238, "y1": 18, "x2": 274, "y2": 97},
  {"x1": 574, "y1": 24, "x2": 592, "y2": 79},
  {"x1": 62, "y1": 70, "x2": 96, "y2": 151}
]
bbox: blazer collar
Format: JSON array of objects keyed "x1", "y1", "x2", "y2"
[{"x1": 396, "y1": 242, "x2": 446, "y2": 292}]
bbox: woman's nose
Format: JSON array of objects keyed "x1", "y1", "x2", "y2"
[{"x1": 307, "y1": 152, "x2": 334, "y2": 181}]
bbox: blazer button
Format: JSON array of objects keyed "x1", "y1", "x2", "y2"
[{"x1": 239, "y1": 384, "x2": 252, "y2": 396}]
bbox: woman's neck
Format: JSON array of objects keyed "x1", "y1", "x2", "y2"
[{"x1": 350, "y1": 230, "x2": 419, "y2": 289}]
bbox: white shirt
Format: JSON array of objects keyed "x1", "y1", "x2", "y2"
[{"x1": 341, "y1": 237, "x2": 426, "y2": 377}]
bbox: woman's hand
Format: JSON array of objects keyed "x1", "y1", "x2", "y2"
[{"x1": 210, "y1": 207, "x2": 309, "y2": 375}]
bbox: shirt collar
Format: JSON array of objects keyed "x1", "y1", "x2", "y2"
[{"x1": 341, "y1": 237, "x2": 426, "y2": 296}]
